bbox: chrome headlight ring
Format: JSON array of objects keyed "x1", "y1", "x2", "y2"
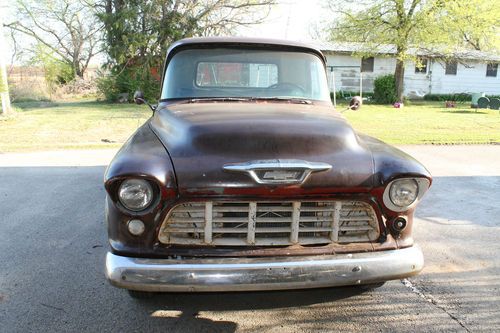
[
  {"x1": 383, "y1": 178, "x2": 430, "y2": 212},
  {"x1": 118, "y1": 178, "x2": 154, "y2": 212}
]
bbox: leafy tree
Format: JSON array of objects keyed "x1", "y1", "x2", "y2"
[
  {"x1": 31, "y1": 44, "x2": 75, "y2": 90},
  {"x1": 95, "y1": 0, "x2": 275, "y2": 101},
  {"x1": 4, "y1": 0, "x2": 103, "y2": 78},
  {"x1": 327, "y1": 0, "x2": 500, "y2": 102},
  {"x1": 434, "y1": 0, "x2": 500, "y2": 51}
]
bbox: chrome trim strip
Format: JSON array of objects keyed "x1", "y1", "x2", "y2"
[
  {"x1": 223, "y1": 159, "x2": 332, "y2": 184},
  {"x1": 106, "y1": 245, "x2": 423, "y2": 292}
]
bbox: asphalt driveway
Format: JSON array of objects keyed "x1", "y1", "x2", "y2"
[{"x1": 0, "y1": 145, "x2": 499, "y2": 332}]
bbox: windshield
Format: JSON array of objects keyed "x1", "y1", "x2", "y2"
[{"x1": 161, "y1": 48, "x2": 331, "y2": 102}]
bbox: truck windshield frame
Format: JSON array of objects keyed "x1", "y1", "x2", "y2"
[{"x1": 161, "y1": 48, "x2": 331, "y2": 102}]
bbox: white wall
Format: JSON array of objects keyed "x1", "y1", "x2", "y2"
[
  {"x1": 403, "y1": 60, "x2": 431, "y2": 97},
  {"x1": 324, "y1": 54, "x2": 395, "y2": 93},
  {"x1": 429, "y1": 60, "x2": 499, "y2": 95},
  {"x1": 324, "y1": 52, "x2": 500, "y2": 96}
]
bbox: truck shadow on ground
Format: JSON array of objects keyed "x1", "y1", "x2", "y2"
[
  {"x1": 123, "y1": 286, "x2": 367, "y2": 332},
  {"x1": 136, "y1": 285, "x2": 365, "y2": 310},
  {"x1": 125, "y1": 267, "x2": 500, "y2": 332}
]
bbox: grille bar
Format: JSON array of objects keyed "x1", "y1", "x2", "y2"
[
  {"x1": 330, "y1": 201, "x2": 341, "y2": 242},
  {"x1": 159, "y1": 201, "x2": 380, "y2": 246},
  {"x1": 204, "y1": 202, "x2": 212, "y2": 243},
  {"x1": 247, "y1": 202, "x2": 257, "y2": 244},
  {"x1": 290, "y1": 202, "x2": 300, "y2": 243}
]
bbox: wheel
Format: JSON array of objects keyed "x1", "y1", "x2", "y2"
[
  {"x1": 127, "y1": 290, "x2": 155, "y2": 299},
  {"x1": 489, "y1": 98, "x2": 500, "y2": 110},
  {"x1": 477, "y1": 96, "x2": 490, "y2": 109}
]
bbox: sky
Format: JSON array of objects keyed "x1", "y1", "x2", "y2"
[
  {"x1": 237, "y1": 0, "x2": 331, "y2": 41},
  {"x1": 0, "y1": 0, "x2": 334, "y2": 66}
]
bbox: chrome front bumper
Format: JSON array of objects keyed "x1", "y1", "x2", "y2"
[{"x1": 106, "y1": 246, "x2": 424, "y2": 292}]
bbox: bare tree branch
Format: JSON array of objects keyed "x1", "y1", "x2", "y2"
[{"x1": 5, "y1": 0, "x2": 104, "y2": 78}]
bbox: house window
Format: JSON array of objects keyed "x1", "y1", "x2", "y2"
[
  {"x1": 486, "y1": 63, "x2": 498, "y2": 77},
  {"x1": 415, "y1": 58, "x2": 428, "y2": 74},
  {"x1": 445, "y1": 61, "x2": 458, "y2": 75},
  {"x1": 361, "y1": 57, "x2": 374, "y2": 72}
]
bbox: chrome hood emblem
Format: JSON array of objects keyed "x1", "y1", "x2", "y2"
[{"x1": 223, "y1": 159, "x2": 332, "y2": 185}]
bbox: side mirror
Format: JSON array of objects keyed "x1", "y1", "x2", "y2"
[
  {"x1": 340, "y1": 96, "x2": 362, "y2": 113},
  {"x1": 133, "y1": 90, "x2": 145, "y2": 105},
  {"x1": 349, "y1": 96, "x2": 362, "y2": 111},
  {"x1": 133, "y1": 90, "x2": 157, "y2": 113}
]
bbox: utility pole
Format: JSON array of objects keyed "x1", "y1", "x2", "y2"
[{"x1": 0, "y1": 8, "x2": 12, "y2": 115}]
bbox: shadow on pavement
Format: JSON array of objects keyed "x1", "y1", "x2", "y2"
[{"x1": 126, "y1": 287, "x2": 365, "y2": 333}]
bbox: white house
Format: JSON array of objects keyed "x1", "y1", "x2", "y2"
[{"x1": 317, "y1": 42, "x2": 500, "y2": 97}]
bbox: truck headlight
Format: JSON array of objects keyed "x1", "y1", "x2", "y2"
[
  {"x1": 118, "y1": 179, "x2": 153, "y2": 211},
  {"x1": 390, "y1": 179, "x2": 418, "y2": 207},
  {"x1": 383, "y1": 178, "x2": 430, "y2": 212}
]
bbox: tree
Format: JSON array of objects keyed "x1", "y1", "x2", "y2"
[
  {"x1": 4, "y1": 0, "x2": 103, "y2": 78},
  {"x1": 95, "y1": 0, "x2": 275, "y2": 100},
  {"x1": 0, "y1": 12, "x2": 12, "y2": 115},
  {"x1": 327, "y1": 0, "x2": 500, "y2": 102},
  {"x1": 435, "y1": 1, "x2": 500, "y2": 52}
]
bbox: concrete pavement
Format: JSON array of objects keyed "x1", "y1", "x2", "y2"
[{"x1": 0, "y1": 145, "x2": 499, "y2": 332}]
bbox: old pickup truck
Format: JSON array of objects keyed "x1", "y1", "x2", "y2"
[{"x1": 104, "y1": 37, "x2": 431, "y2": 298}]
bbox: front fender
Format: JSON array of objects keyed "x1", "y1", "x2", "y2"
[
  {"x1": 359, "y1": 134, "x2": 432, "y2": 186},
  {"x1": 360, "y1": 134, "x2": 432, "y2": 244},
  {"x1": 104, "y1": 122, "x2": 177, "y2": 255},
  {"x1": 104, "y1": 122, "x2": 177, "y2": 191}
]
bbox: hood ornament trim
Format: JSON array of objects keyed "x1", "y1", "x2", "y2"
[{"x1": 223, "y1": 159, "x2": 332, "y2": 185}]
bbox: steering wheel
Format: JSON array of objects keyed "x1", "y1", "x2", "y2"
[{"x1": 268, "y1": 82, "x2": 306, "y2": 94}]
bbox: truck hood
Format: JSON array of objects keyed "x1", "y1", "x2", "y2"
[{"x1": 150, "y1": 101, "x2": 374, "y2": 196}]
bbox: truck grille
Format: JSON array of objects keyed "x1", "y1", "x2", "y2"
[{"x1": 158, "y1": 201, "x2": 379, "y2": 246}]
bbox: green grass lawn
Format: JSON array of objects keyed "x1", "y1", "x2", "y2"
[
  {"x1": 0, "y1": 100, "x2": 150, "y2": 152},
  {"x1": 0, "y1": 99, "x2": 498, "y2": 152},
  {"x1": 344, "y1": 100, "x2": 500, "y2": 144}
]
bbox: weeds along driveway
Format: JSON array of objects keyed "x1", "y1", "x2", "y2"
[{"x1": 0, "y1": 145, "x2": 499, "y2": 332}]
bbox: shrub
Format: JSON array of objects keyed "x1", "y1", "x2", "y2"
[
  {"x1": 9, "y1": 80, "x2": 51, "y2": 102},
  {"x1": 423, "y1": 93, "x2": 471, "y2": 102},
  {"x1": 96, "y1": 72, "x2": 120, "y2": 102},
  {"x1": 55, "y1": 78, "x2": 98, "y2": 99},
  {"x1": 373, "y1": 74, "x2": 397, "y2": 104},
  {"x1": 97, "y1": 66, "x2": 160, "y2": 102}
]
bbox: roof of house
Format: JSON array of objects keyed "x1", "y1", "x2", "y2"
[{"x1": 316, "y1": 41, "x2": 500, "y2": 62}]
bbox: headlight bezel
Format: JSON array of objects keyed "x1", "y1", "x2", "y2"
[
  {"x1": 117, "y1": 178, "x2": 155, "y2": 212},
  {"x1": 389, "y1": 178, "x2": 419, "y2": 207},
  {"x1": 382, "y1": 177, "x2": 430, "y2": 212}
]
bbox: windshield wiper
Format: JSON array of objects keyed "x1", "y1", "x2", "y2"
[
  {"x1": 185, "y1": 97, "x2": 250, "y2": 103},
  {"x1": 250, "y1": 97, "x2": 312, "y2": 105},
  {"x1": 180, "y1": 97, "x2": 313, "y2": 105}
]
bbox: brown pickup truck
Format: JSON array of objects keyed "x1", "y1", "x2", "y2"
[{"x1": 104, "y1": 37, "x2": 431, "y2": 298}]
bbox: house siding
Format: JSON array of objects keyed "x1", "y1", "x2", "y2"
[
  {"x1": 324, "y1": 54, "x2": 395, "y2": 93},
  {"x1": 323, "y1": 52, "x2": 500, "y2": 96},
  {"x1": 428, "y1": 60, "x2": 499, "y2": 95}
]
